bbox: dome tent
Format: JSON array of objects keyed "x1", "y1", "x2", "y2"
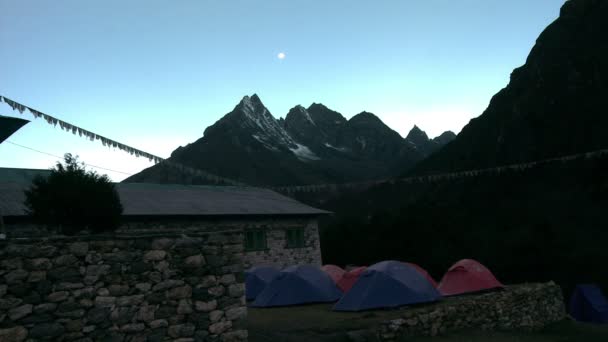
[
  {"x1": 322, "y1": 264, "x2": 346, "y2": 285},
  {"x1": 251, "y1": 265, "x2": 342, "y2": 307},
  {"x1": 245, "y1": 266, "x2": 280, "y2": 301},
  {"x1": 404, "y1": 262, "x2": 438, "y2": 288},
  {"x1": 337, "y1": 266, "x2": 367, "y2": 293},
  {"x1": 333, "y1": 261, "x2": 441, "y2": 311},
  {"x1": 438, "y1": 259, "x2": 504, "y2": 296},
  {"x1": 569, "y1": 284, "x2": 608, "y2": 323}
]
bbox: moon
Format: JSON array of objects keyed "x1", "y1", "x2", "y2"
[{"x1": 277, "y1": 52, "x2": 286, "y2": 60}]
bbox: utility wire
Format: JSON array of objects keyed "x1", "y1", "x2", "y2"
[{"x1": 5, "y1": 140, "x2": 133, "y2": 176}]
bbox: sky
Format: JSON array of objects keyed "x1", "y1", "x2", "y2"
[{"x1": 1, "y1": 0, "x2": 566, "y2": 181}]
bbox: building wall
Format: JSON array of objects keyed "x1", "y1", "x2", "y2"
[
  {"x1": 242, "y1": 218, "x2": 322, "y2": 269},
  {"x1": 0, "y1": 225, "x2": 248, "y2": 342},
  {"x1": 4, "y1": 215, "x2": 324, "y2": 271}
]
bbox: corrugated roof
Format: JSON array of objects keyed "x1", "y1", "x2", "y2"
[{"x1": 0, "y1": 171, "x2": 330, "y2": 217}]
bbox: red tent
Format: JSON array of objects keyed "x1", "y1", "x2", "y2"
[
  {"x1": 438, "y1": 259, "x2": 504, "y2": 296},
  {"x1": 404, "y1": 262, "x2": 438, "y2": 288},
  {"x1": 337, "y1": 266, "x2": 367, "y2": 292},
  {"x1": 321, "y1": 265, "x2": 345, "y2": 285}
]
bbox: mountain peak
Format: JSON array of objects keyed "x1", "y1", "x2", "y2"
[{"x1": 406, "y1": 125, "x2": 430, "y2": 145}]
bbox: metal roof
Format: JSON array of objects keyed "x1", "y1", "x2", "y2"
[
  {"x1": 0, "y1": 115, "x2": 29, "y2": 144},
  {"x1": 0, "y1": 168, "x2": 330, "y2": 217}
]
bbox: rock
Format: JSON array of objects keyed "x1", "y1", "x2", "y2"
[
  {"x1": 5, "y1": 269, "x2": 29, "y2": 284},
  {"x1": 54, "y1": 254, "x2": 79, "y2": 266},
  {"x1": 56, "y1": 282, "x2": 85, "y2": 291},
  {"x1": 227, "y1": 284, "x2": 244, "y2": 298},
  {"x1": 195, "y1": 300, "x2": 218, "y2": 312},
  {"x1": 225, "y1": 307, "x2": 246, "y2": 321},
  {"x1": 86, "y1": 264, "x2": 111, "y2": 277},
  {"x1": 151, "y1": 238, "x2": 174, "y2": 250},
  {"x1": 184, "y1": 255, "x2": 206, "y2": 267},
  {"x1": 69, "y1": 242, "x2": 89, "y2": 256},
  {"x1": 47, "y1": 266, "x2": 81, "y2": 282},
  {"x1": 177, "y1": 299, "x2": 193, "y2": 314},
  {"x1": 111, "y1": 307, "x2": 138, "y2": 325},
  {"x1": 168, "y1": 324, "x2": 196, "y2": 338},
  {"x1": 0, "y1": 284, "x2": 6, "y2": 297},
  {"x1": 137, "y1": 304, "x2": 156, "y2": 322},
  {"x1": 208, "y1": 286, "x2": 225, "y2": 297},
  {"x1": 95, "y1": 296, "x2": 116, "y2": 308},
  {"x1": 97, "y1": 288, "x2": 110, "y2": 296},
  {"x1": 116, "y1": 295, "x2": 144, "y2": 307},
  {"x1": 209, "y1": 310, "x2": 224, "y2": 322},
  {"x1": 34, "y1": 303, "x2": 57, "y2": 314},
  {"x1": 200, "y1": 275, "x2": 217, "y2": 287},
  {"x1": 152, "y1": 279, "x2": 184, "y2": 292},
  {"x1": 109, "y1": 284, "x2": 130, "y2": 296},
  {"x1": 219, "y1": 274, "x2": 236, "y2": 285},
  {"x1": 0, "y1": 326, "x2": 28, "y2": 342},
  {"x1": 9, "y1": 304, "x2": 33, "y2": 321},
  {"x1": 26, "y1": 270, "x2": 47, "y2": 283},
  {"x1": 209, "y1": 321, "x2": 232, "y2": 335},
  {"x1": 29, "y1": 322, "x2": 65, "y2": 339},
  {"x1": 120, "y1": 323, "x2": 145, "y2": 333},
  {"x1": 0, "y1": 298, "x2": 23, "y2": 310},
  {"x1": 87, "y1": 307, "x2": 111, "y2": 324},
  {"x1": 135, "y1": 283, "x2": 152, "y2": 292},
  {"x1": 143, "y1": 250, "x2": 166, "y2": 262},
  {"x1": 149, "y1": 319, "x2": 168, "y2": 329},
  {"x1": 65, "y1": 319, "x2": 84, "y2": 332},
  {"x1": 47, "y1": 291, "x2": 70, "y2": 302},
  {"x1": 167, "y1": 285, "x2": 192, "y2": 300},
  {"x1": 83, "y1": 325, "x2": 96, "y2": 333}
]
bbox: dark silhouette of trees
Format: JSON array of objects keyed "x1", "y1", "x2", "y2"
[{"x1": 25, "y1": 153, "x2": 123, "y2": 235}]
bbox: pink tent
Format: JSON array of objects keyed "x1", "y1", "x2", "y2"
[
  {"x1": 404, "y1": 262, "x2": 438, "y2": 288},
  {"x1": 337, "y1": 266, "x2": 367, "y2": 292},
  {"x1": 438, "y1": 259, "x2": 504, "y2": 296},
  {"x1": 321, "y1": 265, "x2": 345, "y2": 285}
]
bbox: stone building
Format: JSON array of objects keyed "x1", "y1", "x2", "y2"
[{"x1": 0, "y1": 167, "x2": 328, "y2": 269}]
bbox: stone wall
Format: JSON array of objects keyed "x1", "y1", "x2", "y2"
[
  {"x1": 375, "y1": 282, "x2": 566, "y2": 341},
  {"x1": 4, "y1": 216, "x2": 324, "y2": 271},
  {"x1": 242, "y1": 218, "x2": 322, "y2": 269},
  {"x1": 0, "y1": 229, "x2": 248, "y2": 342}
]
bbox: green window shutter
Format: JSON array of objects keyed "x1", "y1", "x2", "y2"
[
  {"x1": 286, "y1": 228, "x2": 305, "y2": 248},
  {"x1": 245, "y1": 230, "x2": 266, "y2": 251}
]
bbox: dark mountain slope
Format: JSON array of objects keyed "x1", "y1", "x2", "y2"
[{"x1": 412, "y1": 0, "x2": 608, "y2": 175}]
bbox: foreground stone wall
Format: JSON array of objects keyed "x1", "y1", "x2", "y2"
[
  {"x1": 243, "y1": 218, "x2": 322, "y2": 269},
  {"x1": 376, "y1": 282, "x2": 566, "y2": 341},
  {"x1": 0, "y1": 229, "x2": 247, "y2": 342}
]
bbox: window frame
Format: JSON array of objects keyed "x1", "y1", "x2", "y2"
[
  {"x1": 244, "y1": 229, "x2": 267, "y2": 252},
  {"x1": 285, "y1": 227, "x2": 305, "y2": 249}
]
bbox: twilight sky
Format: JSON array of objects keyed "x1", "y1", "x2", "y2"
[{"x1": 1, "y1": 0, "x2": 565, "y2": 181}]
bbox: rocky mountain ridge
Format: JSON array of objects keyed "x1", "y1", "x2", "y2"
[{"x1": 126, "y1": 94, "x2": 455, "y2": 186}]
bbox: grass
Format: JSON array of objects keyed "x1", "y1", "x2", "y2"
[{"x1": 248, "y1": 304, "x2": 608, "y2": 342}]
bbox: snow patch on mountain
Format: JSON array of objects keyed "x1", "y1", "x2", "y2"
[
  {"x1": 324, "y1": 142, "x2": 348, "y2": 152},
  {"x1": 290, "y1": 143, "x2": 320, "y2": 161}
]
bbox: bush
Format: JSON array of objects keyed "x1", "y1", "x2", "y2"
[{"x1": 24, "y1": 153, "x2": 123, "y2": 235}]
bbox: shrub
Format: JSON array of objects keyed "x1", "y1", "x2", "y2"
[{"x1": 24, "y1": 153, "x2": 123, "y2": 235}]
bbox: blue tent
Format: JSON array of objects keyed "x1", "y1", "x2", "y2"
[
  {"x1": 251, "y1": 265, "x2": 342, "y2": 307},
  {"x1": 245, "y1": 266, "x2": 280, "y2": 301},
  {"x1": 569, "y1": 284, "x2": 608, "y2": 323},
  {"x1": 333, "y1": 260, "x2": 442, "y2": 311}
]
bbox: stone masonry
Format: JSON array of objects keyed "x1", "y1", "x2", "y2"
[
  {"x1": 242, "y1": 218, "x2": 322, "y2": 269},
  {"x1": 375, "y1": 282, "x2": 566, "y2": 341},
  {"x1": 0, "y1": 228, "x2": 248, "y2": 342}
]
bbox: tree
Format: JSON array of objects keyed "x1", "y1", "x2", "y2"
[{"x1": 24, "y1": 153, "x2": 123, "y2": 235}]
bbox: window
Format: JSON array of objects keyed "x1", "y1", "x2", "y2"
[
  {"x1": 245, "y1": 230, "x2": 267, "y2": 251},
  {"x1": 286, "y1": 228, "x2": 305, "y2": 248}
]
